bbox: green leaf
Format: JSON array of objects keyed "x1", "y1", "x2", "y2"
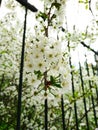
[
  {"x1": 51, "y1": 14, "x2": 56, "y2": 19},
  {"x1": 50, "y1": 75, "x2": 55, "y2": 84},
  {"x1": 96, "y1": 20, "x2": 98, "y2": 24},
  {"x1": 0, "y1": 50, "x2": 7, "y2": 54},
  {"x1": 52, "y1": 2, "x2": 61, "y2": 10},
  {"x1": 34, "y1": 70, "x2": 43, "y2": 79},
  {"x1": 50, "y1": 75, "x2": 62, "y2": 88},
  {"x1": 38, "y1": 12, "x2": 48, "y2": 21},
  {"x1": 54, "y1": 83, "x2": 62, "y2": 88},
  {"x1": 85, "y1": 4, "x2": 88, "y2": 9},
  {"x1": 79, "y1": 0, "x2": 84, "y2": 3}
]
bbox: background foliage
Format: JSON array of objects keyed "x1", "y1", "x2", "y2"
[{"x1": 0, "y1": 0, "x2": 98, "y2": 130}]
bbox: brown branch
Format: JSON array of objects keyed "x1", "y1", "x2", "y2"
[
  {"x1": 80, "y1": 41, "x2": 98, "y2": 55},
  {"x1": 88, "y1": 0, "x2": 94, "y2": 16}
]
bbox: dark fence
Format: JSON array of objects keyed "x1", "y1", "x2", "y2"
[
  {"x1": 67, "y1": 41, "x2": 98, "y2": 130},
  {"x1": 1, "y1": 2, "x2": 98, "y2": 130}
]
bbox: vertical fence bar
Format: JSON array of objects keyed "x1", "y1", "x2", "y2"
[
  {"x1": 16, "y1": 4, "x2": 27, "y2": 130},
  {"x1": 95, "y1": 53, "x2": 98, "y2": 75},
  {"x1": 79, "y1": 61, "x2": 90, "y2": 130},
  {"x1": 68, "y1": 42, "x2": 79, "y2": 130},
  {"x1": 91, "y1": 64, "x2": 98, "y2": 105},
  {"x1": 44, "y1": 70, "x2": 48, "y2": 130},
  {"x1": 61, "y1": 95, "x2": 66, "y2": 130},
  {"x1": 85, "y1": 56, "x2": 97, "y2": 127},
  {"x1": 45, "y1": 99, "x2": 48, "y2": 130}
]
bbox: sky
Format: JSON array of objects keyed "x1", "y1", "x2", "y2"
[
  {"x1": 29, "y1": 0, "x2": 98, "y2": 31},
  {"x1": 0, "y1": 0, "x2": 98, "y2": 31}
]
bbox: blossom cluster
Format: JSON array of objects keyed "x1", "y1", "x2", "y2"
[{"x1": 24, "y1": 34, "x2": 71, "y2": 102}]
